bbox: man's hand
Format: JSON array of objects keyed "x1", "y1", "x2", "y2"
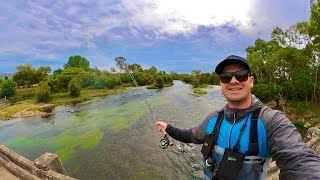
[{"x1": 156, "y1": 121, "x2": 168, "y2": 131}]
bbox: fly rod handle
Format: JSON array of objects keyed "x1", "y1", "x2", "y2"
[
  {"x1": 164, "y1": 134, "x2": 174, "y2": 146},
  {"x1": 159, "y1": 127, "x2": 174, "y2": 149}
]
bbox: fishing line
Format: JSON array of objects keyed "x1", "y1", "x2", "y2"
[{"x1": 125, "y1": 64, "x2": 173, "y2": 149}]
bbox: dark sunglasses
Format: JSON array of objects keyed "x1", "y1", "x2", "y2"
[{"x1": 219, "y1": 70, "x2": 250, "y2": 84}]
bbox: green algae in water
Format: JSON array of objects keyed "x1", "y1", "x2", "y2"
[
  {"x1": 4, "y1": 137, "x2": 46, "y2": 150},
  {"x1": 3, "y1": 92, "x2": 167, "y2": 164},
  {"x1": 80, "y1": 130, "x2": 103, "y2": 149},
  {"x1": 75, "y1": 112, "x2": 88, "y2": 117},
  {"x1": 56, "y1": 145, "x2": 76, "y2": 162}
]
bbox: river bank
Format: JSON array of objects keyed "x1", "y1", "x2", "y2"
[{"x1": 0, "y1": 87, "x2": 127, "y2": 120}]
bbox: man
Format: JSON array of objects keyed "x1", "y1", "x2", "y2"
[{"x1": 156, "y1": 55, "x2": 320, "y2": 180}]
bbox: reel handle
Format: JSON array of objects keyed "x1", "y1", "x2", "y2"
[{"x1": 159, "y1": 128, "x2": 174, "y2": 149}]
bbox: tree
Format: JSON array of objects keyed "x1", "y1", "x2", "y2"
[
  {"x1": 252, "y1": 83, "x2": 281, "y2": 103},
  {"x1": 12, "y1": 64, "x2": 37, "y2": 87},
  {"x1": 0, "y1": 79, "x2": 17, "y2": 98},
  {"x1": 94, "y1": 76, "x2": 108, "y2": 89},
  {"x1": 114, "y1": 56, "x2": 126, "y2": 72},
  {"x1": 64, "y1": 55, "x2": 90, "y2": 71},
  {"x1": 307, "y1": 2, "x2": 320, "y2": 102},
  {"x1": 53, "y1": 68, "x2": 63, "y2": 76},
  {"x1": 94, "y1": 66, "x2": 102, "y2": 76},
  {"x1": 12, "y1": 65, "x2": 51, "y2": 87},
  {"x1": 146, "y1": 66, "x2": 158, "y2": 75},
  {"x1": 246, "y1": 39, "x2": 280, "y2": 83},
  {"x1": 36, "y1": 66, "x2": 51, "y2": 83},
  {"x1": 292, "y1": 73, "x2": 313, "y2": 102},
  {"x1": 48, "y1": 77, "x2": 60, "y2": 93},
  {"x1": 36, "y1": 81, "x2": 51, "y2": 103},
  {"x1": 68, "y1": 78, "x2": 81, "y2": 97},
  {"x1": 191, "y1": 70, "x2": 201, "y2": 88},
  {"x1": 56, "y1": 67, "x2": 93, "y2": 89},
  {"x1": 271, "y1": 23, "x2": 310, "y2": 49},
  {"x1": 127, "y1": 63, "x2": 143, "y2": 72},
  {"x1": 105, "y1": 76, "x2": 120, "y2": 89},
  {"x1": 110, "y1": 68, "x2": 117, "y2": 73},
  {"x1": 154, "y1": 76, "x2": 164, "y2": 88}
]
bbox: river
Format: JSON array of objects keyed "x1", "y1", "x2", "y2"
[{"x1": 0, "y1": 81, "x2": 226, "y2": 179}]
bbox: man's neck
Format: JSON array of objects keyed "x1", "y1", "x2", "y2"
[{"x1": 228, "y1": 95, "x2": 252, "y2": 109}]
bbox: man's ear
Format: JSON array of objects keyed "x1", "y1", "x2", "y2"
[{"x1": 249, "y1": 76, "x2": 254, "y2": 88}]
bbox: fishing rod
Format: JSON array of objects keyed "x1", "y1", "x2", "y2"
[{"x1": 125, "y1": 64, "x2": 173, "y2": 149}]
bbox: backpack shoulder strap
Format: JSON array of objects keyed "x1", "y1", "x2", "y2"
[
  {"x1": 247, "y1": 107, "x2": 262, "y2": 156},
  {"x1": 213, "y1": 110, "x2": 224, "y2": 144},
  {"x1": 201, "y1": 110, "x2": 224, "y2": 159}
]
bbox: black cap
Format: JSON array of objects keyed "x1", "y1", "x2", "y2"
[{"x1": 215, "y1": 55, "x2": 250, "y2": 75}]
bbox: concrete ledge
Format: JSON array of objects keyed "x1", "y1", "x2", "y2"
[{"x1": 0, "y1": 144, "x2": 77, "y2": 180}]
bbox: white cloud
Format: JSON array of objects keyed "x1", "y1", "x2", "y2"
[
  {"x1": 0, "y1": 0, "x2": 309, "y2": 61},
  {"x1": 120, "y1": 0, "x2": 255, "y2": 36}
]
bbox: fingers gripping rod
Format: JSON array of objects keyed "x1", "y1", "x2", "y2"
[{"x1": 125, "y1": 65, "x2": 173, "y2": 149}]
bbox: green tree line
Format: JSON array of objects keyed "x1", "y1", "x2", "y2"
[
  {"x1": 0, "y1": 55, "x2": 174, "y2": 103},
  {"x1": 247, "y1": 2, "x2": 320, "y2": 103},
  {"x1": 176, "y1": 2, "x2": 320, "y2": 104}
]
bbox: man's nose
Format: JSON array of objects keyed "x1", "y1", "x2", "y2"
[{"x1": 229, "y1": 76, "x2": 239, "y2": 83}]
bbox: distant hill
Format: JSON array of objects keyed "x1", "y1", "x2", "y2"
[{"x1": 0, "y1": 73, "x2": 12, "y2": 80}]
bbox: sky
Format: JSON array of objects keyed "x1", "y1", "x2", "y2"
[{"x1": 0, "y1": 0, "x2": 312, "y2": 74}]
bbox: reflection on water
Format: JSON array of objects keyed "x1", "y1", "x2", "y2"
[{"x1": 0, "y1": 81, "x2": 226, "y2": 179}]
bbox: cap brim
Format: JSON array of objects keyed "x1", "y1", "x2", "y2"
[{"x1": 215, "y1": 59, "x2": 250, "y2": 75}]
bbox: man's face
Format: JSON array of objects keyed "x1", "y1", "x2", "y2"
[{"x1": 220, "y1": 64, "x2": 253, "y2": 106}]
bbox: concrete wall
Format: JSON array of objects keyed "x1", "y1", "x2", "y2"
[{"x1": 0, "y1": 144, "x2": 77, "y2": 180}]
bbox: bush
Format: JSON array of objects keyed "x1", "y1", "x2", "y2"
[
  {"x1": 199, "y1": 84, "x2": 208, "y2": 88},
  {"x1": 48, "y1": 77, "x2": 60, "y2": 93},
  {"x1": 154, "y1": 76, "x2": 164, "y2": 88},
  {"x1": 68, "y1": 78, "x2": 81, "y2": 97},
  {"x1": 162, "y1": 75, "x2": 173, "y2": 85},
  {"x1": 146, "y1": 84, "x2": 156, "y2": 89},
  {"x1": 133, "y1": 72, "x2": 148, "y2": 86},
  {"x1": 252, "y1": 83, "x2": 279, "y2": 102},
  {"x1": 193, "y1": 89, "x2": 207, "y2": 94},
  {"x1": 94, "y1": 76, "x2": 108, "y2": 89},
  {"x1": 36, "y1": 81, "x2": 51, "y2": 103},
  {"x1": 0, "y1": 79, "x2": 17, "y2": 98},
  {"x1": 120, "y1": 73, "x2": 131, "y2": 83}
]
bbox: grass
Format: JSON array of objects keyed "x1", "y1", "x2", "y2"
[
  {"x1": 199, "y1": 84, "x2": 209, "y2": 88},
  {"x1": 193, "y1": 89, "x2": 207, "y2": 94},
  {"x1": 0, "y1": 86, "x2": 127, "y2": 120},
  {"x1": 310, "y1": 103, "x2": 320, "y2": 116},
  {"x1": 0, "y1": 101, "x2": 40, "y2": 120},
  {"x1": 147, "y1": 83, "x2": 174, "y2": 89},
  {"x1": 288, "y1": 100, "x2": 309, "y2": 116},
  {"x1": 50, "y1": 87, "x2": 126, "y2": 105},
  {"x1": 9, "y1": 87, "x2": 37, "y2": 102}
]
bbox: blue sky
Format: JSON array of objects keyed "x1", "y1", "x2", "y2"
[{"x1": 0, "y1": 0, "x2": 312, "y2": 74}]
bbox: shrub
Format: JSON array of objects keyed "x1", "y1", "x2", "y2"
[
  {"x1": 94, "y1": 76, "x2": 108, "y2": 89},
  {"x1": 252, "y1": 83, "x2": 281, "y2": 103},
  {"x1": 0, "y1": 79, "x2": 17, "y2": 98},
  {"x1": 106, "y1": 76, "x2": 120, "y2": 89},
  {"x1": 68, "y1": 78, "x2": 81, "y2": 97},
  {"x1": 193, "y1": 89, "x2": 207, "y2": 94},
  {"x1": 155, "y1": 76, "x2": 164, "y2": 88},
  {"x1": 48, "y1": 77, "x2": 60, "y2": 93},
  {"x1": 36, "y1": 81, "x2": 51, "y2": 103}
]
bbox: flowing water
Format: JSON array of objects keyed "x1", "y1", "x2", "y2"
[{"x1": 0, "y1": 81, "x2": 226, "y2": 179}]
